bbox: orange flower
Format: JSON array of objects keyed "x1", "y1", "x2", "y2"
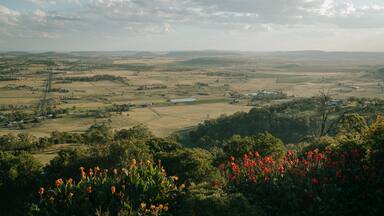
[
  {"x1": 38, "y1": 187, "x2": 44, "y2": 195},
  {"x1": 111, "y1": 185, "x2": 116, "y2": 194},
  {"x1": 88, "y1": 168, "x2": 94, "y2": 177},
  {"x1": 179, "y1": 184, "x2": 186, "y2": 190},
  {"x1": 163, "y1": 205, "x2": 169, "y2": 212},
  {"x1": 94, "y1": 166, "x2": 100, "y2": 172},
  {"x1": 140, "y1": 202, "x2": 146, "y2": 209},
  {"x1": 132, "y1": 159, "x2": 137, "y2": 166},
  {"x1": 81, "y1": 171, "x2": 86, "y2": 179},
  {"x1": 86, "y1": 186, "x2": 92, "y2": 193},
  {"x1": 171, "y1": 176, "x2": 179, "y2": 181},
  {"x1": 146, "y1": 160, "x2": 151, "y2": 166},
  {"x1": 150, "y1": 205, "x2": 156, "y2": 210},
  {"x1": 55, "y1": 178, "x2": 63, "y2": 188},
  {"x1": 158, "y1": 204, "x2": 164, "y2": 210},
  {"x1": 66, "y1": 178, "x2": 73, "y2": 185}
]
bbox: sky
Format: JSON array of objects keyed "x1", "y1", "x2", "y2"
[{"x1": 0, "y1": 0, "x2": 384, "y2": 52}]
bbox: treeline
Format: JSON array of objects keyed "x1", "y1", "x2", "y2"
[
  {"x1": 189, "y1": 97, "x2": 384, "y2": 148},
  {"x1": 0, "y1": 108, "x2": 70, "y2": 128},
  {"x1": 56, "y1": 75, "x2": 129, "y2": 85},
  {"x1": 0, "y1": 131, "x2": 83, "y2": 152}
]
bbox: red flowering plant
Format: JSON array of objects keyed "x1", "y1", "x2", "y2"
[
  {"x1": 220, "y1": 145, "x2": 376, "y2": 215},
  {"x1": 29, "y1": 160, "x2": 183, "y2": 216}
]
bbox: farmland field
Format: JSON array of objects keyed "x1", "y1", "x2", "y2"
[{"x1": 1, "y1": 51, "x2": 384, "y2": 138}]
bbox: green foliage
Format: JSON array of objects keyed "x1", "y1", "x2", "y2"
[
  {"x1": 0, "y1": 152, "x2": 42, "y2": 215},
  {"x1": 83, "y1": 123, "x2": 112, "y2": 145},
  {"x1": 49, "y1": 131, "x2": 83, "y2": 144},
  {"x1": 299, "y1": 136, "x2": 337, "y2": 155},
  {"x1": 331, "y1": 113, "x2": 368, "y2": 136},
  {"x1": 44, "y1": 149, "x2": 92, "y2": 181},
  {"x1": 3, "y1": 111, "x2": 384, "y2": 215},
  {"x1": 0, "y1": 131, "x2": 83, "y2": 152},
  {"x1": 365, "y1": 115, "x2": 384, "y2": 165},
  {"x1": 223, "y1": 133, "x2": 286, "y2": 160},
  {"x1": 109, "y1": 140, "x2": 153, "y2": 167},
  {"x1": 146, "y1": 137, "x2": 182, "y2": 154},
  {"x1": 190, "y1": 99, "x2": 317, "y2": 148},
  {"x1": 31, "y1": 163, "x2": 181, "y2": 216},
  {"x1": 178, "y1": 183, "x2": 265, "y2": 216},
  {"x1": 114, "y1": 125, "x2": 153, "y2": 141},
  {"x1": 156, "y1": 148, "x2": 219, "y2": 184},
  {"x1": 222, "y1": 146, "x2": 377, "y2": 216}
]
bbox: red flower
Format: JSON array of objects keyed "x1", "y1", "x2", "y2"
[
  {"x1": 278, "y1": 165, "x2": 284, "y2": 174},
  {"x1": 38, "y1": 187, "x2": 44, "y2": 195},
  {"x1": 287, "y1": 150, "x2": 294, "y2": 156},
  {"x1": 311, "y1": 177, "x2": 319, "y2": 185},
  {"x1": 306, "y1": 151, "x2": 314, "y2": 160},
  {"x1": 229, "y1": 156, "x2": 235, "y2": 162},
  {"x1": 55, "y1": 179, "x2": 63, "y2": 188},
  {"x1": 315, "y1": 153, "x2": 324, "y2": 162},
  {"x1": 262, "y1": 167, "x2": 270, "y2": 175},
  {"x1": 255, "y1": 152, "x2": 260, "y2": 158},
  {"x1": 336, "y1": 170, "x2": 342, "y2": 178},
  {"x1": 230, "y1": 162, "x2": 240, "y2": 174}
]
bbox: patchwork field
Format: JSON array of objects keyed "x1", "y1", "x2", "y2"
[{"x1": 1, "y1": 51, "x2": 384, "y2": 137}]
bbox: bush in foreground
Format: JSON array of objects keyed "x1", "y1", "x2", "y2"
[{"x1": 30, "y1": 160, "x2": 183, "y2": 216}]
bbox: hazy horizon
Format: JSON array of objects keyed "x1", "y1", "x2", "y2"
[{"x1": 3, "y1": 49, "x2": 384, "y2": 53}]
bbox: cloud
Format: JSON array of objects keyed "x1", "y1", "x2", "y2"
[
  {"x1": 1, "y1": 0, "x2": 384, "y2": 43},
  {"x1": 0, "y1": 4, "x2": 20, "y2": 26}
]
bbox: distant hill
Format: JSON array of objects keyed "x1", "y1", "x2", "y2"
[
  {"x1": 165, "y1": 50, "x2": 243, "y2": 58},
  {"x1": 176, "y1": 57, "x2": 247, "y2": 67}
]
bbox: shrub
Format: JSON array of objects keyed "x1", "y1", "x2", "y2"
[
  {"x1": 114, "y1": 125, "x2": 153, "y2": 141},
  {"x1": 0, "y1": 152, "x2": 42, "y2": 215},
  {"x1": 109, "y1": 140, "x2": 153, "y2": 167},
  {"x1": 222, "y1": 133, "x2": 286, "y2": 161},
  {"x1": 30, "y1": 161, "x2": 182, "y2": 216},
  {"x1": 178, "y1": 183, "x2": 265, "y2": 216},
  {"x1": 156, "y1": 148, "x2": 219, "y2": 184},
  {"x1": 220, "y1": 146, "x2": 378, "y2": 215},
  {"x1": 83, "y1": 123, "x2": 113, "y2": 145}
]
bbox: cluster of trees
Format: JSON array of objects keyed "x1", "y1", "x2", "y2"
[
  {"x1": 57, "y1": 75, "x2": 129, "y2": 85},
  {"x1": 0, "y1": 131, "x2": 82, "y2": 152},
  {"x1": 189, "y1": 97, "x2": 384, "y2": 148},
  {"x1": 0, "y1": 108, "x2": 70, "y2": 129},
  {"x1": 0, "y1": 109, "x2": 384, "y2": 215}
]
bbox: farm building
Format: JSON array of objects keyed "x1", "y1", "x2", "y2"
[{"x1": 170, "y1": 97, "x2": 197, "y2": 103}]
